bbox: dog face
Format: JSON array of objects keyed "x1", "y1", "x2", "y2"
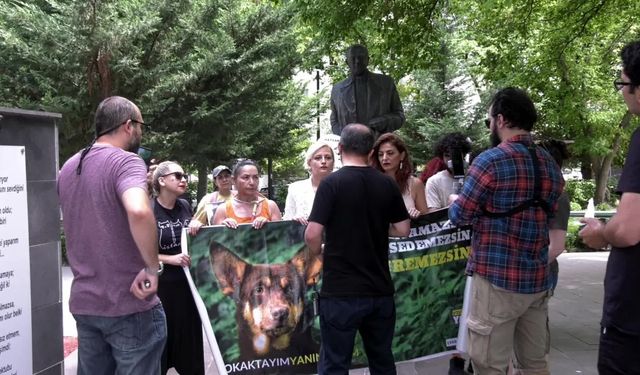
[{"x1": 209, "y1": 241, "x2": 322, "y2": 357}]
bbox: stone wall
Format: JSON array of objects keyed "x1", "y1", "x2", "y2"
[{"x1": 0, "y1": 107, "x2": 63, "y2": 375}]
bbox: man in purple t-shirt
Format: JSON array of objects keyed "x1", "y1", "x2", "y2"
[{"x1": 58, "y1": 96, "x2": 166, "y2": 374}]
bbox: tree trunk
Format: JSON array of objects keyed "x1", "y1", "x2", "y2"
[
  {"x1": 580, "y1": 155, "x2": 592, "y2": 180},
  {"x1": 591, "y1": 111, "x2": 632, "y2": 204},
  {"x1": 197, "y1": 164, "x2": 209, "y2": 202}
]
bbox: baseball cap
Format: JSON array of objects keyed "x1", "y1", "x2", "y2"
[{"x1": 212, "y1": 165, "x2": 232, "y2": 178}]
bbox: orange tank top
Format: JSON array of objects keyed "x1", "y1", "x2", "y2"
[{"x1": 225, "y1": 198, "x2": 271, "y2": 224}]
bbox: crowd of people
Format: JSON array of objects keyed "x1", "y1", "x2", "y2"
[{"x1": 56, "y1": 39, "x2": 640, "y2": 375}]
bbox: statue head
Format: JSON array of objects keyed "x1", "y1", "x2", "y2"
[{"x1": 345, "y1": 44, "x2": 369, "y2": 77}]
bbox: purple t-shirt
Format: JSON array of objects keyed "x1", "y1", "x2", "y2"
[{"x1": 58, "y1": 145, "x2": 159, "y2": 316}]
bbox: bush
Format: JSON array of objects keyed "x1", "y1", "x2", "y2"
[
  {"x1": 569, "y1": 201, "x2": 582, "y2": 211},
  {"x1": 564, "y1": 180, "x2": 595, "y2": 209},
  {"x1": 565, "y1": 218, "x2": 583, "y2": 251}
]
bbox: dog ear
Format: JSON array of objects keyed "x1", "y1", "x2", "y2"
[
  {"x1": 209, "y1": 241, "x2": 248, "y2": 299},
  {"x1": 289, "y1": 243, "x2": 322, "y2": 286}
]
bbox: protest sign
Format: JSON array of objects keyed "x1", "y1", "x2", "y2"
[{"x1": 185, "y1": 209, "x2": 471, "y2": 374}]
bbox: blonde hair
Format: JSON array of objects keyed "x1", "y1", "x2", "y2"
[
  {"x1": 304, "y1": 141, "x2": 334, "y2": 171},
  {"x1": 152, "y1": 161, "x2": 181, "y2": 194}
]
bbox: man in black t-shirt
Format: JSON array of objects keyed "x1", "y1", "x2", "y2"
[
  {"x1": 305, "y1": 124, "x2": 410, "y2": 375},
  {"x1": 580, "y1": 40, "x2": 640, "y2": 375}
]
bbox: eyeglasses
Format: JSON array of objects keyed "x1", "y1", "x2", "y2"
[
  {"x1": 484, "y1": 118, "x2": 491, "y2": 129},
  {"x1": 614, "y1": 80, "x2": 634, "y2": 91},
  {"x1": 129, "y1": 119, "x2": 146, "y2": 127},
  {"x1": 162, "y1": 172, "x2": 189, "y2": 182}
]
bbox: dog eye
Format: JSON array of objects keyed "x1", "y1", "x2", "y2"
[{"x1": 255, "y1": 285, "x2": 264, "y2": 294}]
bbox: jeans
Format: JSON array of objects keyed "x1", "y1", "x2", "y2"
[
  {"x1": 318, "y1": 295, "x2": 396, "y2": 375},
  {"x1": 74, "y1": 303, "x2": 167, "y2": 375}
]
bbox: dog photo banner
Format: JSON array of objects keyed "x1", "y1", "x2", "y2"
[{"x1": 185, "y1": 210, "x2": 470, "y2": 374}]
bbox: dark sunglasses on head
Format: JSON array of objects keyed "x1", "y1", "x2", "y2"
[{"x1": 162, "y1": 172, "x2": 189, "y2": 182}]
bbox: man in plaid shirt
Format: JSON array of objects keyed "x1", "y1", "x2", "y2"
[{"x1": 449, "y1": 87, "x2": 564, "y2": 375}]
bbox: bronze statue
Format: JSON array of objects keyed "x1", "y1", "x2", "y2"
[{"x1": 330, "y1": 44, "x2": 405, "y2": 137}]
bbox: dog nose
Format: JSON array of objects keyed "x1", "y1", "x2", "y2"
[{"x1": 271, "y1": 307, "x2": 289, "y2": 322}]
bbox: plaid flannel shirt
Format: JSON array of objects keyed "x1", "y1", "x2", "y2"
[{"x1": 449, "y1": 134, "x2": 565, "y2": 293}]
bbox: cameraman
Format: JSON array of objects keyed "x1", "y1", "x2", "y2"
[{"x1": 425, "y1": 132, "x2": 472, "y2": 211}]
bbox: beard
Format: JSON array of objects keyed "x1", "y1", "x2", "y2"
[
  {"x1": 490, "y1": 127, "x2": 501, "y2": 148},
  {"x1": 126, "y1": 133, "x2": 141, "y2": 153}
]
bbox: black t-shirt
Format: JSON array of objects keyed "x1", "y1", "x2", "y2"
[
  {"x1": 308, "y1": 166, "x2": 409, "y2": 297},
  {"x1": 153, "y1": 198, "x2": 192, "y2": 281},
  {"x1": 602, "y1": 127, "x2": 640, "y2": 334},
  {"x1": 549, "y1": 192, "x2": 570, "y2": 231}
]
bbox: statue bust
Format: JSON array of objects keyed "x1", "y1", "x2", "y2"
[{"x1": 330, "y1": 44, "x2": 405, "y2": 137}]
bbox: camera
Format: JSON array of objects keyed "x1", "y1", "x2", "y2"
[{"x1": 447, "y1": 146, "x2": 467, "y2": 194}]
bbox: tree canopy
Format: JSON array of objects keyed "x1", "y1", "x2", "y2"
[
  {"x1": 2, "y1": 0, "x2": 640, "y2": 204},
  {"x1": 294, "y1": 0, "x2": 640, "y2": 203},
  {"x1": 0, "y1": 0, "x2": 315, "y2": 199}
]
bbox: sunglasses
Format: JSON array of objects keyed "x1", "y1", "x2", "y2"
[
  {"x1": 484, "y1": 118, "x2": 491, "y2": 129},
  {"x1": 162, "y1": 172, "x2": 189, "y2": 182}
]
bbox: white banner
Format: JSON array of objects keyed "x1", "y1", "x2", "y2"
[{"x1": 0, "y1": 146, "x2": 33, "y2": 374}]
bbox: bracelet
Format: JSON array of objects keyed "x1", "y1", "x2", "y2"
[{"x1": 145, "y1": 261, "x2": 164, "y2": 276}]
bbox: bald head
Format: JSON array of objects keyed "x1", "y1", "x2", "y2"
[{"x1": 339, "y1": 124, "x2": 374, "y2": 156}]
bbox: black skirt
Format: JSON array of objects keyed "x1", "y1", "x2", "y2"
[{"x1": 158, "y1": 267, "x2": 205, "y2": 375}]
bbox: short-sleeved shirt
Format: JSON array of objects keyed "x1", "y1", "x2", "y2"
[
  {"x1": 449, "y1": 134, "x2": 565, "y2": 294},
  {"x1": 602, "y1": 127, "x2": 640, "y2": 334},
  {"x1": 308, "y1": 166, "x2": 409, "y2": 297},
  {"x1": 58, "y1": 145, "x2": 159, "y2": 316},
  {"x1": 549, "y1": 191, "x2": 570, "y2": 289},
  {"x1": 153, "y1": 198, "x2": 192, "y2": 282},
  {"x1": 425, "y1": 170, "x2": 455, "y2": 209},
  {"x1": 193, "y1": 191, "x2": 232, "y2": 225}
]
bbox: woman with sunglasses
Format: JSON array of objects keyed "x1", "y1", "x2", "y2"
[
  {"x1": 213, "y1": 159, "x2": 282, "y2": 229},
  {"x1": 283, "y1": 140, "x2": 335, "y2": 225},
  {"x1": 151, "y1": 161, "x2": 203, "y2": 375},
  {"x1": 371, "y1": 133, "x2": 428, "y2": 218}
]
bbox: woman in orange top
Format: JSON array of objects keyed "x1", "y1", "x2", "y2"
[{"x1": 212, "y1": 159, "x2": 281, "y2": 229}]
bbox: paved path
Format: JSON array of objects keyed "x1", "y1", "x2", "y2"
[{"x1": 63, "y1": 252, "x2": 607, "y2": 374}]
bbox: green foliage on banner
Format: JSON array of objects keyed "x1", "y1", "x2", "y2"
[{"x1": 392, "y1": 260, "x2": 466, "y2": 358}]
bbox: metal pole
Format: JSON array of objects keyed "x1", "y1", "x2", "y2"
[
  {"x1": 316, "y1": 69, "x2": 321, "y2": 140},
  {"x1": 267, "y1": 157, "x2": 273, "y2": 200}
]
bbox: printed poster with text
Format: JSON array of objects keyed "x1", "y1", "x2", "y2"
[
  {"x1": 0, "y1": 146, "x2": 33, "y2": 375},
  {"x1": 185, "y1": 210, "x2": 470, "y2": 374}
]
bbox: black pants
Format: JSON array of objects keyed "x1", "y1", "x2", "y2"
[
  {"x1": 598, "y1": 325, "x2": 640, "y2": 375},
  {"x1": 318, "y1": 295, "x2": 396, "y2": 375}
]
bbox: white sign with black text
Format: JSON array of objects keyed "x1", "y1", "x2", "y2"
[{"x1": 0, "y1": 146, "x2": 33, "y2": 375}]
